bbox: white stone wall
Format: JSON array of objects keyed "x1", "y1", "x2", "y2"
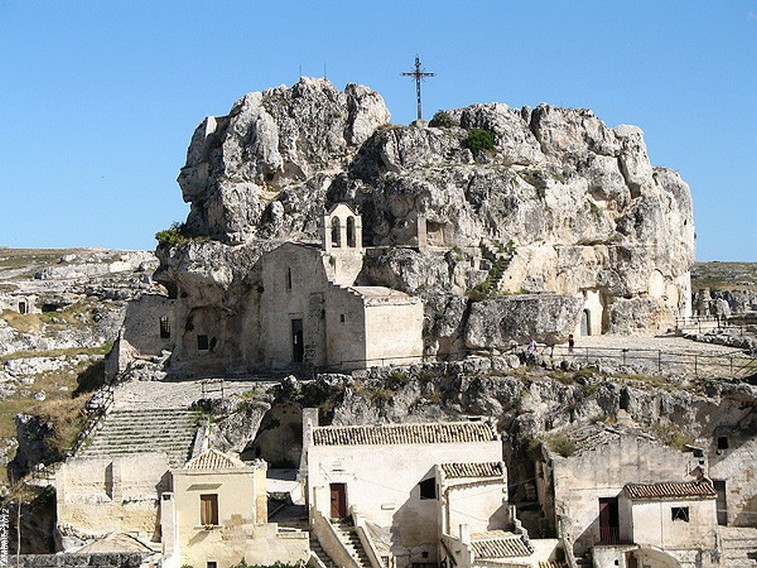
[
  {"x1": 324, "y1": 286, "x2": 366, "y2": 368},
  {"x1": 259, "y1": 243, "x2": 332, "y2": 368},
  {"x1": 626, "y1": 498, "x2": 718, "y2": 551},
  {"x1": 364, "y1": 298, "x2": 424, "y2": 365},
  {"x1": 308, "y1": 438, "x2": 502, "y2": 568},
  {"x1": 442, "y1": 479, "x2": 508, "y2": 536},
  {"x1": 121, "y1": 294, "x2": 175, "y2": 356},
  {"x1": 170, "y1": 465, "x2": 307, "y2": 568},
  {"x1": 56, "y1": 454, "x2": 169, "y2": 540},
  {"x1": 549, "y1": 436, "x2": 701, "y2": 556},
  {"x1": 707, "y1": 433, "x2": 757, "y2": 526}
]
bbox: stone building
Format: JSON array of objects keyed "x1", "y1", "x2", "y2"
[
  {"x1": 535, "y1": 424, "x2": 721, "y2": 568},
  {"x1": 144, "y1": 203, "x2": 424, "y2": 376},
  {"x1": 705, "y1": 426, "x2": 757, "y2": 528},
  {"x1": 161, "y1": 448, "x2": 308, "y2": 568},
  {"x1": 301, "y1": 410, "x2": 563, "y2": 568}
]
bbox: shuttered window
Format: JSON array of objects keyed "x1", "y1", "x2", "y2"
[{"x1": 200, "y1": 494, "x2": 219, "y2": 526}]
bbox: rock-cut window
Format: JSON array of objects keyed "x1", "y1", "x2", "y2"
[{"x1": 197, "y1": 335, "x2": 209, "y2": 351}]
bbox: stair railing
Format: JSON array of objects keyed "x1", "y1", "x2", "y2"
[{"x1": 351, "y1": 508, "x2": 385, "y2": 568}]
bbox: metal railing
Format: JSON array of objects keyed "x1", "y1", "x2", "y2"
[
  {"x1": 539, "y1": 343, "x2": 756, "y2": 380},
  {"x1": 68, "y1": 385, "x2": 115, "y2": 457},
  {"x1": 676, "y1": 314, "x2": 757, "y2": 335}
]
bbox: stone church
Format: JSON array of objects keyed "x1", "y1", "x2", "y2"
[{"x1": 111, "y1": 203, "x2": 423, "y2": 376}]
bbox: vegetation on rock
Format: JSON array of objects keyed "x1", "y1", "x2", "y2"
[
  {"x1": 155, "y1": 222, "x2": 190, "y2": 247},
  {"x1": 465, "y1": 128, "x2": 496, "y2": 153}
]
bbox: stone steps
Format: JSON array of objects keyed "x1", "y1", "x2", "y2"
[
  {"x1": 309, "y1": 535, "x2": 335, "y2": 568},
  {"x1": 720, "y1": 526, "x2": 757, "y2": 567},
  {"x1": 334, "y1": 523, "x2": 372, "y2": 568},
  {"x1": 76, "y1": 408, "x2": 201, "y2": 468}
]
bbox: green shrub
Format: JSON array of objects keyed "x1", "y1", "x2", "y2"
[
  {"x1": 155, "y1": 222, "x2": 190, "y2": 247},
  {"x1": 430, "y1": 110, "x2": 455, "y2": 128},
  {"x1": 466, "y1": 128, "x2": 495, "y2": 153},
  {"x1": 547, "y1": 435, "x2": 577, "y2": 457}
]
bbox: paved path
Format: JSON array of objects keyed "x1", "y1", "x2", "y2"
[
  {"x1": 112, "y1": 376, "x2": 279, "y2": 411},
  {"x1": 111, "y1": 335, "x2": 754, "y2": 412}
]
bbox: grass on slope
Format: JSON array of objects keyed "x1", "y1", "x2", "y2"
[{"x1": 692, "y1": 261, "x2": 757, "y2": 292}]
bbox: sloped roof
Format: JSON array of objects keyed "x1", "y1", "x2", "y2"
[
  {"x1": 183, "y1": 448, "x2": 248, "y2": 470},
  {"x1": 545, "y1": 423, "x2": 661, "y2": 457},
  {"x1": 470, "y1": 530, "x2": 532, "y2": 559},
  {"x1": 441, "y1": 462, "x2": 503, "y2": 479},
  {"x1": 625, "y1": 480, "x2": 716, "y2": 500},
  {"x1": 312, "y1": 421, "x2": 497, "y2": 446}
]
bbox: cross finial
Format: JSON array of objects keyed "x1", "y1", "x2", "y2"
[{"x1": 401, "y1": 55, "x2": 435, "y2": 121}]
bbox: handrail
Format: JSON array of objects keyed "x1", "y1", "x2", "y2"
[{"x1": 352, "y1": 509, "x2": 384, "y2": 568}]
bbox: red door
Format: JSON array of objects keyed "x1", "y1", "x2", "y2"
[
  {"x1": 599, "y1": 497, "x2": 619, "y2": 544},
  {"x1": 330, "y1": 483, "x2": 347, "y2": 518}
]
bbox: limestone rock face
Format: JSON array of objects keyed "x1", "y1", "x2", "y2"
[
  {"x1": 178, "y1": 77, "x2": 390, "y2": 243},
  {"x1": 465, "y1": 295, "x2": 584, "y2": 348},
  {"x1": 162, "y1": 79, "x2": 696, "y2": 357}
]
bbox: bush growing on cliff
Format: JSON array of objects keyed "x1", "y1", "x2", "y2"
[
  {"x1": 430, "y1": 110, "x2": 455, "y2": 128},
  {"x1": 155, "y1": 222, "x2": 189, "y2": 247},
  {"x1": 466, "y1": 128, "x2": 495, "y2": 153}
]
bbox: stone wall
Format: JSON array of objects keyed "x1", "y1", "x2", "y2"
[{"x1": 13, "y1": 553, "x2": 148, "y2": 568}]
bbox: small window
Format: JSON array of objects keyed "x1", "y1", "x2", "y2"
[
  {"x1": 671, "y1": 506, "x2": 689, "y2": 522},
  {"x1": 419, "y1": 478, "x2": 436, "y2": 500},
  {"x1": 197, "y1": 335, "x2": 209, "y2": 351},
  {"x1": 18, "y1": 301, "x2": 27, "y2": 315},
  {"x1": 159, "y1": 316, "x2": 171, "y2": 339},
  {"x1": 717, "y1": 436, "x2": 729, "y2": 450},
  {"x1": 287, "y1": 267, "x2": 292, "y2": 290},
  {"x1": 331, "y1": 217, "x2": 341, "y2": 248},
  {"x1": 207, "y1": 562, "x2": 217, "y2": 568},
  {"x1": 340, "y1": 314, "x2": 345, "y2": 323},
  {"x1": 346, "y1": 216, "x2": 356, "y2": 247},
  {"x1": 200, "y1": 494, "x2": 219, "y2": 526}
]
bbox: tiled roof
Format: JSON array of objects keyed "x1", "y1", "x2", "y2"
[
  {"x1": 539, "y1": 562, "x2": 567, "y2": 568},
  {"x1": 470, "y1": 531, "x2": 532, "y2": 559},
  {"x1": 184, "y1": 448, "x2": 248, "y2": 470},
  {"x1": 625, "y1": 480, "x2": 716, "y2": 500},
  {"x1": 312, "y1": 421, "x2": 497, "y2": 446},
  {"x1": 441, "y1": 462, "x2": 503, "y2": 479}
]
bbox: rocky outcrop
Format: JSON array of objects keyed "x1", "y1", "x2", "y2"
[
  {"x1": 465, "y1": 294, "x2": 584, "y2": 348},
  {"x1": 178, "y1": 78, "x2": 390, "y2": 243},
  {"x1": 161, "y1": 78, "x2": 695, "y2": 355}
]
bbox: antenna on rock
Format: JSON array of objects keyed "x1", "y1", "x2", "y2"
[{"x1": 401, "y1": 55, "x2": 435, "y2": 121}]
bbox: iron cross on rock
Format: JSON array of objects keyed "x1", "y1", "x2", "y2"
[{"x1": 401, "y1": 55, "x2": 435, "y2": 122}]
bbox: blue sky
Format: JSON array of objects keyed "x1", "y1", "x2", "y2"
[{"x1": 0, "y1": 1, "x2": 754, "y2": 261}]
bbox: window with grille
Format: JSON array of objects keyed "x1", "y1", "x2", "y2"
[{"x1": 159, "y1": 316, "x2": 171, "y2": 338}]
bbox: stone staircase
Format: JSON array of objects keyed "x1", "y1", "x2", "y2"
[
  {"x1": 334, "y1": 521, "x2": 373, "y2": 568},
  {"x1": 76, "y1": 408, "x2": 202, "y2": 468},
  {"x1": 309, "y1": 534, "x2": 335, "y2": 568},
  {"x1": 720, "y1": 526, "x2": 757, "y2": 567}
]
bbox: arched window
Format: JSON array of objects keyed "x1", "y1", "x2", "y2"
[
  {"x1": 346, "y1": 216, "x2": 356, "y2": 248},
  {"x1": 331, "y1": 217, "x2": 341, "y2": 248}
]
